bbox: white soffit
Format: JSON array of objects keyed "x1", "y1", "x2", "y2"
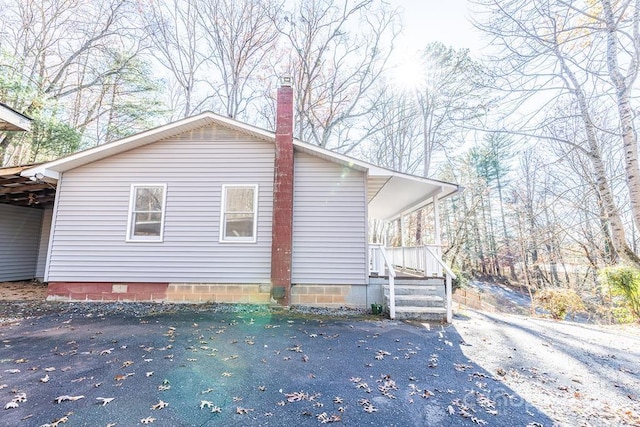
[{"x1": 367, "y1": 175, "x2": 458, "y2": 220}]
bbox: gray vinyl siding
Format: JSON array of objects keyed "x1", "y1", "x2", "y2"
[
  {"x1": 35, "y1": 208, "x2": 53, "y2": 280},
  {"x1": 0, "y1": 204, "x2": 43, "y2": 281},
  {"x1": 47, "y1": 125, "x2": 274, "y2": 283},
  {"x1": 292, "y1": 152, "x2": 368, "y2": 285}
]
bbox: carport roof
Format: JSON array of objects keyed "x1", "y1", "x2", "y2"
[
  {"x1": 0, "y1": 102, "x2": 32, "y2": 131},
  {"x1": 21, "y1": 112, "x2": 460, "y2": 220},
  {"x1": 0, "y1": 164, "x2": 56, "y2": 208}
]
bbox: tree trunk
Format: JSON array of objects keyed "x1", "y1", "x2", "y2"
[
  {"x1": 601, "y1": 0, "x2": 640, "y2": 242},
  {"x1": 555, "y1": 45, "x2": 640, "y2": 268}
]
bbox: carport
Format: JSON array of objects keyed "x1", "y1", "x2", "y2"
[{"x1": 0, "y1": 104, "x2": 53, "y2": 282}]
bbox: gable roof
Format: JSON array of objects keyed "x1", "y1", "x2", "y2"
[
  {"x1": 0, "y1": 103, "x2": 32, "y2": 131},
  {"x1": 21, "y1": 111, "x2": 460, "y2": 220}
]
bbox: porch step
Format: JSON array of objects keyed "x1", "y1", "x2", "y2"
[
  {"x1": 392, "y1": 306, "x2": 447, "y2": 321},
  {"x1": 383, "y1": 281, "x2": 447, "y2": 320},
  {"x1": 392, "y1": 294, "x2": 444, "y2": 307},
  {"x1": 385, "y1": 285, "x2": 443, "y2": 297},
  {"x1": 371, "y1": 276, "x2": 444, "y2": 286}
]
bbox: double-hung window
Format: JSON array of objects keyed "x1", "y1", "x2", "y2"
[
  {"x1": 126, "y1": 184, "x2": 167, "y2": 242},
  {"x1": 220, "y1": 184, "x2": 258, "y2": 243}
]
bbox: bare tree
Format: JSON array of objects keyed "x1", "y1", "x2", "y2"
[
  {"x1": 196, "y1": 0, "x2": 278, "y2": 120},
  {"x1": 413, "y1": 42, "x2": 489, "y2": 176},
  {"x1": 272, "y1": 0, "x2": 400, "y2": 151},
  {"x1": 366, "y1": 86, "x2": 422, "y2": 173},
  {"x1": 472, "y1": 0, "x2": 640, "y2": 267},
  {"x1": 0, "y1": 0, "x2": 155, "y2": 165},
  {"x1": 139, "y1": 0, "x2": 208, "y2": 119},
  {"x1": 600, "y1": 0, "x2": 640, "y2": 237}
]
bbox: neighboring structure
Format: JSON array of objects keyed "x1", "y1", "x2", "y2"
[{"x1": 1, "y1": 83, "x2": 460, "y2": 321}]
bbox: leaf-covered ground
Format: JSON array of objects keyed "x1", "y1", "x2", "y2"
[{"x1": 0, "y1": 291, "x2": 637, "y2": 426}]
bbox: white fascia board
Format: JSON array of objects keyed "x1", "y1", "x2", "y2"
[{"x1": 292, "y1": 139, "x2": 371, "y2": 172}]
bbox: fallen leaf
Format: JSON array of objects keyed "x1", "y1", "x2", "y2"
[
  {"x1": 285, "y1": 391, "x2": 307, "y2": 402},
  {"x1": 40, "y1": 374, "x2": 50, "y2": 383},
  {"x1": 4, "y1": 401, "x2": 19, "y2": 410},
  {"x1": 55, "y1": 395, "x2": 85, "y2": 404},
  {"x1": 141, "y1": 416, "x2": 156, "y2": 424},
  {"x1": 151, "y1": 400, "x2": 168, "y2": 410},
  {"x1": 363, "y1": 404, "x2": 377, "y2": 413},
  {"x1": 96, "y1": 397, "x2": 114, "y2": 406}
]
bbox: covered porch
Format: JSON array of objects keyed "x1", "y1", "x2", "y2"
[{"x1": 365, "y1": 169, "x2": 460, "y2": 322}]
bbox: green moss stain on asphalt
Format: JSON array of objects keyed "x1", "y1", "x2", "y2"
[{"x1": 0, "y1": 308, "x2": 552, "y2": 426}]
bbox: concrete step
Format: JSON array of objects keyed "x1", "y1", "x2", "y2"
[
  {"x1": 391, "y1": 306, "x2": 447, "y2": 321},
  {"x1": 370, "y1": 277, "x2": 445, "y2": 286},
  {"x1": 384, "y1": 285, "x2": 444, "y2": 297},
  {"x1": 392, "y1": 294, "x2": 444, "y2": 308},
  {"x1": 394, "y1": 278, "x2": 444, "y2": 286}
]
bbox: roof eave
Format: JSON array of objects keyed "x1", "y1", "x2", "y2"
[{"x1": 0, "y1": 103, "x2": 32, "y2": 132}]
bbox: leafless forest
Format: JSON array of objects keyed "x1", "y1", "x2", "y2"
[{"x1": 1, "y1": 0, "x2": 639, "y2": 321}]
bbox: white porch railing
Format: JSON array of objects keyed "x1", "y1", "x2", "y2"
[
  {"x1": 370, "y1": 244, "x2": 456, "y2": 323},
  {"x1": 369, "y1": 244, "x2": 397, "y2": 319},
  {"x1": 424, "y1": 246, "x2": 456, "y2": 323},
  {"x1": 385, "y1": 245, "x2": 444, "y2": 276}
]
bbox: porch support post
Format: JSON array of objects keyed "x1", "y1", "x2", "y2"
[
  {"x1": 399, "y1": 215, "x2": 405, "y2": 247},
  {"x1": 433, "y1": 192, "x2": 441, "y2": 275},
  {"x1": 433, "y1": 192, "x2": 441, "y2": 247}
]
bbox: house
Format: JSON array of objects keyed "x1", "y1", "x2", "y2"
[{"x1": 1, "y1": 82, "x2": 460, "y2": 321}]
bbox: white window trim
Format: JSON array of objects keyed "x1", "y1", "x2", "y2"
[
  {"x1": 219, "y1": 184, "x2": 259, "y2": 243},
  {"x1": 126, "y1": 183, "x2": 167, "y2": 243}
]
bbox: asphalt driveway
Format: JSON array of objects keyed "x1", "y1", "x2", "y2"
[{"x1": 0, "y1": 303, "x2": 555, "y2": 427}]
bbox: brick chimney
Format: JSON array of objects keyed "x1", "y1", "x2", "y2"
[{"x1": 270, "y1": 77, "x2": 294, "y2": 306}]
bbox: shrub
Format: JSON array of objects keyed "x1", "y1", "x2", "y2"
[
  {"x1": 535, "y1": 288, "x2": 586, "y2": 320},
  {"x1": 598, "y1": 265, "x2": 640, "y2": 322},
  {"x1": 451, "y1": 267, "x2": 471, "y2": 292}
]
